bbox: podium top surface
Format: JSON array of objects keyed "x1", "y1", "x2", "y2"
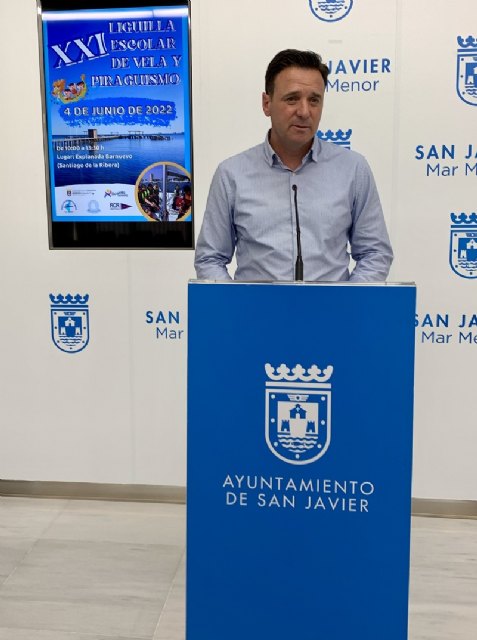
[{"x1": 189, "y1": 279, "x2": 416, "y2": 287}]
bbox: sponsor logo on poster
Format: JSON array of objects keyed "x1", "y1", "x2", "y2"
[
  {"x1": 87, "y1": 199, "x2": 101, "y2": 213},
  {"x1": 265, "y1": 363, "x2": 332, "y2": 465},
  {"x1": 457, "y1": 36, "x2": 477, "y2": 106},
  {"x1": 109, "y1": 202, "x2": 131, "y2": 210},
  {"x1": 450, "y1": 212, "x2": 477, "y2": 279},
  {"x1": 61, "y1": 199, "x2": 77, "y2": 213},
  {"x1": 309, "y1": 0, "x2": 353, "y2": 22},
  {"x1": 104, "y1": 189, "x2": 128, "y2": 198},
  {"x1": 67, "y1": 188, "x2": 96, "y2": 197},
  {"x1": 318, "y1": 128, "x2": 352, "y2": 149},
  {"x1": 50, "y1": 293, "x2": 90, "y2": 354}
]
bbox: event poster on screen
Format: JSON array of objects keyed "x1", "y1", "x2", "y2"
[{"x1": 41, "y1": 4, "x2": 191, "y2": 224}]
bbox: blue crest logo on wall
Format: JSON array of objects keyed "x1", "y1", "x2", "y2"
[
  {"x1": 318, "y1": 129, "x2": 352, "y2": 149},
  {"x1": 50, "y1": 293, "x2": 90, "y2": 353},
  {"x1": 309, "y1": 0, "x2": 353, "y2": 22},
  {"x1": 457, "y1": 36, "x2": 477, "y2": 106},
  {"x1": 449, "y1": 213, "x2": 477, "y2": 279},
  {"x1": 265, "y1": 363, "x2": 332, "y2": 465}
]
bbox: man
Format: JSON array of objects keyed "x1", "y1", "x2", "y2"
[
  {"x1": 195, "y1": 49, "x2": 393, "y2": 282},
  {"x1": 138, "y1": 183, "x2": 159, "y2": 220},
  {"x1": 176, "y1": 183, "x2": 192, "y2": 221}
]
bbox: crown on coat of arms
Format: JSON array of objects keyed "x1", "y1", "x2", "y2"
[
  {"x1": 318, "y1": 129, "x2": 352, "y2": 143},
  {"x1": 49, "y1": 294, "x2": 90, "y2": 305},
  {"x1": 265, "y1": 363, "x2": 333, "y2": 383},
  {"x1": 457, "y1": 36, "x2": 477, "y2": 49},
  {"x1": 450, "y1": 212, "x2": 477, "y2": 225}
]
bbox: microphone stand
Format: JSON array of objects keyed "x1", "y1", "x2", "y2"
[{"x1": 292, "y1": 184, "x2": 304, "y2": 281}]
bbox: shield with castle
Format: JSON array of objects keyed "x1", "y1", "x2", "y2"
[
  {"x1": 449, "y1": 212, "x2": 477, "y2": 279},
  {"x1": 50, "y1": 293, "x2": 90, "y2": 353},
  {"x1": 456, "y1": 36, "x2": 477, "y2": 107},
  {"x1": 265, "y1": 363, "x2": 332, "y2": 465}
]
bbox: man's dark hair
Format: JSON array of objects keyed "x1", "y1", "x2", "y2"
[{"x1": 265, "y1": 49, "x2": 329, "y2": 94}]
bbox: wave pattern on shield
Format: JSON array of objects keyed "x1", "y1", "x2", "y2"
[{"x1": 309, "y1": 0, "x2": 353, "y2": 23}]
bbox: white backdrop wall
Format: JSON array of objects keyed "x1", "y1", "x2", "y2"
[{"x1": 0, "y1": 1, "x2": 476, "y2": 499}]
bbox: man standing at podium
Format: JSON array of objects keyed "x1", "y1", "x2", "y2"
[{"x1": 195, "y1": 49, "x2": 393, "y2": 282}]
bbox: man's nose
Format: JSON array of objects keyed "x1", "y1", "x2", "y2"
[{"x1": 296, "y1": 99, "x2": 310, "y2": 118}]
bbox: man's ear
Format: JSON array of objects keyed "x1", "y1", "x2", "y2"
[{"x1": 262, "y1": 92, "x2": 271, "y2": 117}]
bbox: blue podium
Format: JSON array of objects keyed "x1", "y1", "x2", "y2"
[{"x1": 187, "y1": 282, "x2": 416, "y2": 640}]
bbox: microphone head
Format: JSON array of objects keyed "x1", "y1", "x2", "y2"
[{"x1": 292, "y1": 184, "x2": 297, "y2": 192}]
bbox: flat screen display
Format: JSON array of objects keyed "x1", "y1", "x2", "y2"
[{"x1": 38, "y1": 0, "x2": 192, "y2": 248}]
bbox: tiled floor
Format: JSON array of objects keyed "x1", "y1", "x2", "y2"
[
  {"x1": 409, "y1": 516, "x2": 477, "y2": 640},
  {"x1": 0, "y1": 497, "x2": 475, "y2": 639}
]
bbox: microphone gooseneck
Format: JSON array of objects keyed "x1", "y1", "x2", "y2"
[{"x1": 292, "y1": 184, "x2": 304, "y2": 281}]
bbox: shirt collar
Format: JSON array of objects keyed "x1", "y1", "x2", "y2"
[{"x1": 263, "y1": 131, "x2": 321, "y2": 168}]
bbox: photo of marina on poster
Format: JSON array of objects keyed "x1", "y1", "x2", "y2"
[{"x1": 41, "y1": 4, "x2": 191, "y2": 223}]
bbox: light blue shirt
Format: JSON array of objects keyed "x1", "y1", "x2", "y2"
[{"x1": 195, "y1": 134, "x2": 393, "y2": 282}]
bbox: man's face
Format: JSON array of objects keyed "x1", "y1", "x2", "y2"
[{"x1": 262, "y1": 66, "x2": 325, "y2": 154}]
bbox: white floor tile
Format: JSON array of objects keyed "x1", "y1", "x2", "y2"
[{"x1": 0, "y1": 497, "x2": 475, "y2": 640}]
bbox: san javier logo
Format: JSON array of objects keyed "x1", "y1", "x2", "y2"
[
  {"x1": 223, "y1": 474, "x2": 374, "y2": 512},
  {"x1": 326, "y1": 57, "x2": 391, "y2": 94},
  {"x1": 416, "y1": 309, "x2": 477, "y2": 345},
  {"x1": 145, "y1": 309, "x2": 184, "y2": 340},
  {"x1": 309, "y1": 0, "x2": 353, "y2": 23},
  {"x1": 223, "y1": 363, "x2": 376, "y2": 512},
  {"x1": 265, "y1": 363, "x2": 332, "y2": 465},
  {"x1": 50, "y1": 293, "x2": 90, "y2": 353},
  {"x1": 457, "y1": 36, "x2": 477, "y2": 106},
  {"x1": 318, "y1": 128, "x2": 352, "y2": 149},
  {"x1": 450, "y1": 212, "x2": 477, "y2": 279},
  {"x1": 414, "y1": 143, "x2": 477, "y2": 177}
]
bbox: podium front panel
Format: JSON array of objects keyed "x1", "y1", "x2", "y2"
[{"x1": 187, "y1": 282, "x2": 415, "y2": 640}]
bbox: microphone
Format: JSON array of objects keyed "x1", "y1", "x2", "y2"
[{"x1": 292, "y1": 184, "x2": 304, "y2": 281}]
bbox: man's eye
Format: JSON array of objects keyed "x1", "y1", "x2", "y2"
[{"x1": 286, "y1": 97, "x2": 298, "y2": 103}]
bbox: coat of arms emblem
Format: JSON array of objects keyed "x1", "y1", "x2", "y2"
[
  {"x1": 318, "y1": 129, "x2": 352, "y2": 150},
  {"x1": 449, "y1": 213, "x2": 477, "y2": 279},
  {"x1": 50, "y1": 293, "x2": 90, "y2": 353},
  {"x1": 457, "y1": 36, "x2": 477, "y2": 106},
  {"x1": 309, "y1": 0, "x2": 353, "y2": 23},
  {"x1": 265, "y1": 363, "x2": 332, "y2": 465}
]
